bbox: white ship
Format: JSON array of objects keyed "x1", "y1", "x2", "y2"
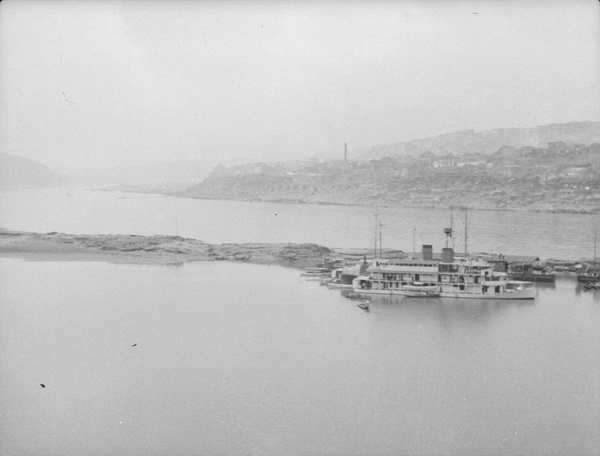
[{"x1": 352, "y1": 247, "x2": 536, "y2": 300}]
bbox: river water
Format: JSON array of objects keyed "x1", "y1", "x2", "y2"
[
  {"x1": 1, "y1": 186, "x2": 599, "y2": 259},
  {"x1": 0, "y1": 187, "x2": 599, "y2": 455}
]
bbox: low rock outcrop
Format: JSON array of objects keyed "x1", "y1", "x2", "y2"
[{"x1": 0, "y1": 230, "x2": 332, "y2": 268}]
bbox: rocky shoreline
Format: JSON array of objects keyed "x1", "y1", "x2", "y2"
[{"x1": 0, "y1": 229, "x2": 349, "y2": 269}]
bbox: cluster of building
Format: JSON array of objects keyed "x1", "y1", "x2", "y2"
[{"x1": 194, "y1": 142, "x2": 600, "y2": 213}]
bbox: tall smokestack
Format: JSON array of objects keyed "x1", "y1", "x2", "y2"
[
  {"x1": 441, "y1": 248, "x2": 454, "y2": 263},
  {"x1": 422, "y1": 245, "x2": 433, "y2": 261}
]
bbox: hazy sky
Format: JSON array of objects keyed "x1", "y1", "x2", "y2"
[{"x1": 1, "y1": 0, "x2": 599, "y2": 170}]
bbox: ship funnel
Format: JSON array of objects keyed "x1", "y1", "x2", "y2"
[
  {"x1": 441, "y1": 248, "x2": 454, "y2": 263},
  {"x1": 422, "y1": 245, "x2": 433, "y2": 261}
]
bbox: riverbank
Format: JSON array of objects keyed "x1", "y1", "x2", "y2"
[
  {"x1": 177, "y1": 193, "x2": 600, "y2": 215},
  {"x1": 115, "y1": 186, "x2": 600, "y2": 215}
]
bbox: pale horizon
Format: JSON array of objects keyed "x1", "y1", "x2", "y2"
[{"x1": 1, "y1": 0, "x2": 599, "y2": 171}]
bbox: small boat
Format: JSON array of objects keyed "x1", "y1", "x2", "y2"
[
  {"x1": 578, "y1": 230, "x2": 599, "y2": 284},
  {"x1": 582, "y1": 281, "x2": 600, "y2": 290},
  {"x1": 341, "y1": 290, "x2": 368, "y2": 300},
  {"x1": 357, "y1": 300, "x2": 370, "y2": 310},
  {"x1": 325, "y1": 280, "x2": 354, "y2": 290},
  {"x1": 509, "y1": 263, "x2": 556, "y2": 283},
  {"x1": 300, "y1": 267, "x2": 331, "y2": 281},
  {"x1": 577, "y1": 271, "x2": 600, "y2": 284},
  {"x1": 399, "y1": 282, "x2": 440, "y2": 297}
]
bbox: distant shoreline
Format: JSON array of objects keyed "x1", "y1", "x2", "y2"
[
  {"x1": 183, "y1": 195, "x2": 599, "y2": 215},
  {"x1": 114, "y1": 189, "x2": 600, "y2": 216}
]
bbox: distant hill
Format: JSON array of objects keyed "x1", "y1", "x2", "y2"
[
  {"x1": 0, "y1": 154, "x2": 64, "y2": 189},
  {"x1": 179, "y1": 131, "x2": 600, "y2": 214},
  {"x1": 59, "y1": 159, "x2": 250, "y2": 189},
  {"x1": 358, "y1": 121, "x2": 600, "y2": 160}
]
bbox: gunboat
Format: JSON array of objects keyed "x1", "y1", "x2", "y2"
[{"x1": 353, "y1": 247, "x2": 536, "y2": 300}]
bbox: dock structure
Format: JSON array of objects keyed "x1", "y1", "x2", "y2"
[{"x1": 486, "y1": 254, "x2": 540, "y2": 272}]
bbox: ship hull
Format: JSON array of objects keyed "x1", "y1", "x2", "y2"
[
  {"x1": 510, "y1": 273, "x2": 555, "y2": 283},
  {"x1": 400, "y1": 290, "x2": 440, "y2": 297},
  {"x1": 577, "y1": 275, "x2": 600, "y2": 284},
  {"x1": 326, "y1": 282, "x2": 354, "y2": 290},
  {"x1": 353, "y1": 288, "x2": 536, "y2": 300}
]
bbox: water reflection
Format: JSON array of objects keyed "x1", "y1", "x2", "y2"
[
  {"x1": 533, "y1": 281, "x2": 556, "y2": 290},
  {"x1": 577, "y1": 286, "x2": 600, "y2": 300},
  {"x1": 1, "y1": 256, "x2": 599, "y2": 455},
  {"x1": 366, "y1": 294, "x2": 533, "y2": 322},
  {"x1": 1, "y1": 187, "x2": 599, "y2": 260}
]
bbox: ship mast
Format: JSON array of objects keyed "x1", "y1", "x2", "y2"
[
  {"x1": 464, "y1": 206, "x2": 468, "y2": 259},
  {"x1": 451, "y1": 206, "x2": 454, "y2": 249},
  {"x1": 444, "y1": 206, "x2": 453, "y2": 248},
  {"x1": 379, "y1": 222, "x2": 383, "y2": 259},
  {"x1": 595, "y1": 230, "x2": 597, "y2": 270},
  {"x1": 373, "y1": 208, "x2": 378, "y2": 260}
]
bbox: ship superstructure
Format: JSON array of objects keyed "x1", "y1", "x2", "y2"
[{"x1": 353, "y1": 247, "x2": 536, "y2": 300}]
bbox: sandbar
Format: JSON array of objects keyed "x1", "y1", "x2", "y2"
[{"x1": 0, "y1": 229, "x2": 351, "y2": 269}]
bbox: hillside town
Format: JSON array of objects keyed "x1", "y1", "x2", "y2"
[{"x1": 180, "y1": 141, "x2": 600, "y2": 214}]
